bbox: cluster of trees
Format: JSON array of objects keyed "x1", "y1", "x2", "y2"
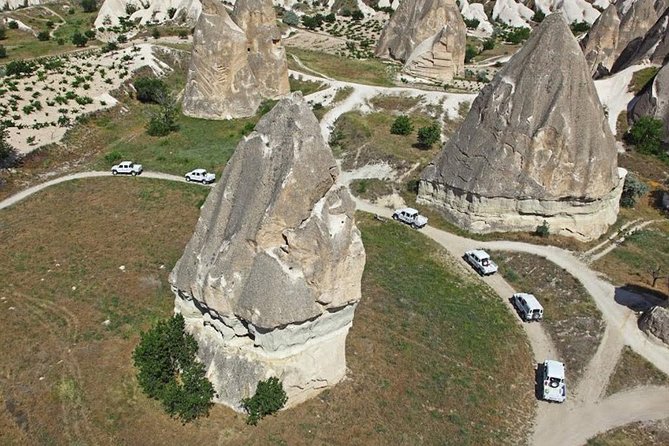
[
  {"x1": 132, "y1": 77, "x2": 179, "y2": 137},
  {"x1": 390, "y1": 115, "x2": 441, "y2": 149},
  {"x1": 0, "y1": 126, "x2": 17, "y2": 168}
]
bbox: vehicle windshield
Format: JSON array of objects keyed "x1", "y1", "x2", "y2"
[{"x1": 549, "y1": 377, "x2": 561, "y2": 388}]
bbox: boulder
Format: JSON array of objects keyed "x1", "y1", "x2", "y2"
[
  {"x1": 182, "y1": 0, "x2": 289, "y2": 120},
  {"x1": 375, "y1": 0, "x2": 466, "y2": 83},
  {"x1": 581, "y1": 5, "x2": 621, "y2": 76},
  {"x1": 639, "y1": 306, "x2": 669, "y2": 345},
  {"x1": 170, "y1": 93, "x2": 366, "y2": 410},
  {"x1": 630, "y1": 62, "x2": 669, "y2": 142},
  {"x1": 418, "y1": 14, "x2": 625, "y2": 241}
]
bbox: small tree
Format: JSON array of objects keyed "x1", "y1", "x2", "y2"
[
  {"x1": 167, "y1": 7, "x2": 176, "y2": 19},
  {"x1": 532, "y1": 11, "x2": 546, "y2": 22},
  {"x1": 147, "y1": 97, "x2": 179, "y2": 136},
  {"x1": 465, "y1": 45, "x2": 478, "y2": 63},
  {"x1": 133, "y1": 77, "x2": 168, "y2": 103},
  {"x1": 71, "y1": 31, "x2": 88, "y2": 47},
  {"x1": 482, "y1": 39, "x2": 495, "y2": 51},
  {"x1": 620, "y1": 173, "x2": 649, "y2": 208},
  {"x1": 351, "y1": 9, "x2": 364, "y2": 20},
  {"x1": 0, "y1": 45, "x2": 6, "y2": 59},
  {"x1": 417, "y1": 124, "x2": 441, "y2": 149},
  {"x1": 7, "y1": 21, "x2": 19, "y2": 30},
  {"x1": 629, "y1": 116, "x2": 665, "y2": 156},
  {"x1": 0, "y1": 126, "x2": 17, "y2": 167},
  {"x1": 464, "y1": 18, "x2": 480, "y2": 29},
  {"x1": 535, "y1": 220, "x2": 550, "y2": 237},
  {"x1": 390, "y1": 115, "x2": 413, "y2": 135},
  {"x1": 84, "y1": 29, "x2": 96, "y2": 39},
  {"x1": 37, "y1": 31, "x2": 50, "y2": 41},
  {"x1": 242, "y1": 377, "x2": 288, "y2": 425},
  {"x1": 133, "y1": 314, "x2": 214, "y2": 423},
  {"x1": 282, "y1": 10, "x2": 299, "y2": 26},
  {"x1": 0, "y1": 26, "x2": 6, "y2": 40},
  {"x1": 80, "y1": 0, "x2": 97, "y2": 13},
  {"x1": 151, "y1": 28, "x2": 161, "y2": 39}
]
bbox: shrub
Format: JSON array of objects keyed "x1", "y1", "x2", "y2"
[
  {"x1": 125, "y1": 3, "x2": 138, "y2": 15},
  {"x1": 535, "y1": 220, "x2": 550, "y2": 237},
  {"x1": 282, "y1": 10, "x2": 299, "y2": 26},
  {"x1": 620, "y1": 173, "x2": 649, "y2": 208},
  {"x1": 0, "y1": 45, "x2": 6, "y2": 59},
  {"x1": 84, "y1": 29, "x2": 96, "y2": 39},
  {"x1": 0, "y1": 27, "x2": 6, "y2": 40},
  {"x1": 37, "y1": 31, "x2": 50, "y2": 41},
  {"x1": 5, "y1": 59, "x2": 35, "y2": 76},
  {"x1": 570, "y1": 21, "x2": 590, "y2": 35},
  {"x1": 101, "y1": 41, "x2": 118, "y2": 52},
  {"x1": 80, "y1": 0, "x2": 97, "y2": 13},
  {"x1": 390, "y1": 115, "x2": 413, "y2": 135},
  {"x1": 482, "y1": 39, "x2": 495, "y2": 51},
  {"x1": 464, "y1": 18, "x2": 480, "y2": 29},
  {"x1": 57, "y1": 37, "x2": 65, "y2": 45},
  {"x1": 465, "y1": 45, "x2": 478, "y2": 63},
  {"x1": 133, "y1": 314, "x2": 214, "y2": 423},
  {"x1": 167, "y1": 7, "x2": 176, "y2": 19},
  {"x1": 117, "y1": 34, "x2": 127, "y2": 43},
  {"x1": 133, "y1": 77, "x2": 168, "y2": 103},
  {"x1": 0, "y1": 126, "x2": 17, "y2": 168},
  {"x1": 628, "y1": 116, "x2": 665, "y2": 156},
  {"x1": 104, "y1": 150, "x2": 123, "y2": 163},
  {"x1": 8, "y1": 21, "x2": 19, "y2": 30},
  {"x1": 532, "y1": 11, "x2": 546, "y2": 22},
  {"x1": 147, "y1": 98, "x2": 179, "y2": 136},
  {"x1": 71, "y1": 31, "x2": 88, "y2": 47},
  {"x1": 417, "y1": 124, "x2": 441, "y2": 149},
  {"x1": 302, "y1": 15, "x2": 322, "y2": 30},
  {"x1": 351, "y1": 9, "x2": 364, "y2": 21},
  {"x1": 241, "y1": 377, "x2": 288, "y2": 425},
  {"x1": 505, "y1": 27, "x2": 530, "y2": 44},
  {"x1": 151, "y1": 28, "x2": 161, "y2": 39},
  {"x1": 178, "y1": 29, "x2": 188, "y2": 39}
]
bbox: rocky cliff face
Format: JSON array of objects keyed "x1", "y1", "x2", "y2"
[
  {"x1": 95, "y1": 0, "x2": 202, "y2": 28},
  {"x1": 182, "y1": 0, "x2": 289, "y2": 120},
  {"x1": 639, "y1": 306, "x2": 669, "y2": 345},
  {"x1": 419, "y1": 14, "x2": 624, "y2": 241},
  {"x1": 630, "y1": 62, "x2": 669, "y2": 141},
  {"x1": 582, "y1": 0, "x2": 668, "y2": 76},
  {"x1": 170, "y1": 93, "x2": 365, "y2": 410},
  {"x1": 612, "y1": 7, "x2": 669, "y2": 72},
  {"x1": 375, "y1": 0, "x2": 466, "y2": 83}
]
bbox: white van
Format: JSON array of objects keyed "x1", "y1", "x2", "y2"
[{"x1": 512, "y1": 293, "x2": 543, "y2": 321}]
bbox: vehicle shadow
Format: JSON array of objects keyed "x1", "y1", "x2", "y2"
[
  {"x1": 614, "y1": 284, "x2": 668, "y2": 312},
  {"x1": 534, "y1": 362, "x2": 544, "y2": 401}
]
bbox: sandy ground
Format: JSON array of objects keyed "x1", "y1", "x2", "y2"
[{"x1": 595, "y1": 64, "x2": 647, "y2": 136}]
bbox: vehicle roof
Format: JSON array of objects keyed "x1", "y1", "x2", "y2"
[
  {"x1": 515, "y1": 293, "x2": 543, "y2": 310},
  {"x1": 468, "y1": 249, "x2": 490, "y2": 259},
  {"x1": 545, "y1": 360, "x2": 565, "y2": 378},
  {"x1": 121, "y1": 160, "x2": 133, "y2": 164},
  {"x1": 398, "y1": 207, "x2": 418, "y2": 214},
  {"x1": 191, "y1": 168, "x2": 206, "y2": 173}
]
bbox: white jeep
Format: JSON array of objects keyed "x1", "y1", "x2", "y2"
[
  {"x1": 464, "y1": 249, "x2": 498, "y2": 276},
  {"x1": 542, "y1": 360, "x2": 566, "y2": 403},
  {"x1": 185, "y1": 168, "x2": 216, "y2": 184},
  {"x1": 111, "y1": 161, "x2": 143, "y2": 176},
  {"x1": 512, "y1": 293, "x2": 544, "y2": 321},
  {"x1": 392, "y1": 207, "x2": 428, "y2": 229}
]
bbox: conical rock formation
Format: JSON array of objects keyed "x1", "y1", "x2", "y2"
[
  {"x1": 612, "y1": 7, "x2": 669, "y2": 72},
  {"x1": 170, "y1": 93, "x2": 365, "y2": 410},
  {"x1": 182, "y1": 0, "x2": 289, "y2": 120},
  {"x1": 375, "y1": 0, "x2": 466, "y2": 83},
  {"x1": 419, "y1": 14, "x2": 625, "y2": 241}
]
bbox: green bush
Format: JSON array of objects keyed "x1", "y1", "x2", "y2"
[
  {"x1": 464, "y1": 18, "x2": 480, "y2": 29},
  {"x1": 570, "y1": 21, "x2": 590, "y2": 35},
  {"x1": 351, "y1": 9, "x2": 364, "y2": 20},
  {"x1": 0, "y1": 45, "x2": 6, "y2": 59},
  {"x1": 0, "y1": 125, "x2": 17, "y2": 168},
  {"x1": 5, "y1": 59, "x2": 35, "y2": 76},
  {"x1": 620, "y1": 173, "x2": 649, "y2": 208},
  {"x1": 505, "y1": 27, "x2": 530, "y2": 44},
  {"x1": 242, "y1": 377, "x2": 288, "y2": 425},
  {"x1": 390, "y1": 115, "x2": 413, "y2": 135},
  {"x1": 147, "y1": 98, "x2": 179, "y2": 136},
  {"x1": 482, "y1": 39, "x2": 495, "y2": 51},
  {"x1": 117, "y1": 34, "x2": 127, "y2": 43},
  {"x1": 535, "y1": 220, "x2": 550, "y2": 237},
  {"x1": 133, "y1": 77, "x2": 168, "y2": 103},
  {"x1": 167, "y1": 7, "x2": 176, "y2": 19},
  {"x1": 80, "y1": 0, "x2": 97, "y2": 13},
  {"x1": 104, "y1": 150, "x2": 123, "y2": 164},
  {"x1": 84, "y1": 29, "x2": 96, "y2": 39},
  {"x1": 629, "y1": 116, "x2": 665, "y2": 156},
  {"x1": 465, "y1": 45, "x2": 478, "y2": 63},
  {"x1": 71, "y1": 31, "x2": 88, "y2": 47},
  {"x1": 417, "y1": 124, "x2": 441, "y2": 149},
  {"x1": 7, "y1": 21, "x2": 19, "y2": 30},
  {"x1": 282, "y1": 10, "x2": 299, "y2": 26},
  {"x1": 133, "y1": 314, "x2": 214, "y2": 423},
  {"x1": 151, "y1": 28, "x2": 160, "y2": 39},
  {"x1": 532, "y1": 11, "x2": 546, "y2": 22},
  {"x1": 37, "y1": 31, "x2": 50, "y2": 41},
  {"x1": 0, "y1": 27, "x2": 6, "y2": 41}
]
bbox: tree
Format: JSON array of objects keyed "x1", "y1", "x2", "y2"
[
  {"x1": 482, "y1": 39, "x2": 495, "y2": 51},
  {"x1": 0, "y1": 45, "x2": 6, "y2": 59},
  {"x1": 151, "y1": 28, "x2": 161, "y2": 39},
  {"x1": 648, "y1": 265, "x2": 666, "y2": 288},
  {"x1": 629, "y1": 116, "x2": 665, "y2": 156},
  {"x1": 0, "y1": 126, "x2": 17, "y2": 168},
  {"x1": 71, "y1": 31, "x2": 88, "y2": 47},
  {"x1": 417, "y1": 124, "x2": 441, "y2": 149},
  {"x1": 242, "y1": 377, "x2": 288, "y2": 425},
  {"x1": 133, "y1": 314, "x2": 214, "y2": 423},
  {"x1": 80, "y1": 0, "x2": 97, "y2": 13},
  {"x1": 5, "y1": 59, "x2": 35, "y2": 76},
  {"x1": 37, "y1": 31, "x2": 50, "y2": 41},
  {"x1": 0, "y1": 26, "x2": 6, "y2": 40},
  {"x1": 351, "y1": 9, "x2": 364, "y2": 21},
  {"x1": 7, "y1": 21, "x2": 19, "y2": 30},
  {"x1": 84, "y1": 29, "x2": 96, "y2": 39},
  {"x1": 465, "y1": 45, "x2": 478, "y2": 63},
  {"x1": 133, "y1": 77, "x2": 168, "y2": 103},
  {"x1": 147, "y1": 97, "x2": 179, "y2": 136},
  {"x1": 620, "y1": 173, "x2": 649, "y2": 208},
  {"x1": 167, "y1": 7, "x2": 176, "y2": 19},
  {"x1": 535, "y1": 220, "x2": 550, "y2": 237},
  {"x1": 532, "y1": 11, "x2": 546, "y2": 22},
  {"x1": 464, "y1": 18, "x2": 480, "y2": 29},
  {"x1": 390, "y1": 115, "x2": 413, "y2": 135},
  {"x1": 282, "y1": 10, "x2": 299, "y2": 26}
]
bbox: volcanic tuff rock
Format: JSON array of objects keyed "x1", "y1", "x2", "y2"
[
  {"x1": 639, "y1": 306, "x2": 669, "y2": 345},
  {"x1": 95, "y1": 0, "x2": 202, "y2": 28},
  {"x1": 170, "y1": 93, "x2": 365, "y2": 410},
  {"x1": 612, "y1": 7, "x2": 669, "y2": 71},
  {"x1": 630, "y1": 62, "x2": 669, "y2": 141},
  {"x1": 182, "y1": 0, "x2": 289, "y2": 120},
  {"x1": 375, "y1": 0, "x2": 466, "y2": 83},
  {"x1": 418, "y1": 14, "x2": 625, "y2": 241}
]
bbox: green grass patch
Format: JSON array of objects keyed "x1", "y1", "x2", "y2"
[
  {"x1": 289, "y1": 76, "x2": 325, "y2": 96},
  {"x1": 628, "y1": 66, "x2": 659, "y2": 94},
  {"x1": 286, "y1": 47, "x2": 396, "y2": 86},
  {"x1": 606, "y1": 346, "x2": 669, "y2": 396},
  {"x1": 350, "y1": 178, "x2": 393, "y2": 201},
  {"x1": 587, "y1": 419, "x2": 669, "y2": 445}
]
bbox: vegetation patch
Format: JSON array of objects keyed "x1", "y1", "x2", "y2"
[
  {"x1": 605, "y1": 346, "x2": 669, "y2": 396},
  {"x1": 288, "y1": 76, "x2": 325, "y2": 96},
  {"x1": 350, "y1": 178, "x2": 394, "y2": 201},
  {"x1": 587, "y1": 419, "x2": 669, "y2": 445},
  {"x1": 493, "y1": 251, "x2": 605, "y2": 383},
  {"x1": 628, "y1": 67, "x2": 659, "y2": 94},
  {"x1": 242, "y1": 377, "x2": 288, "y2": 425}
]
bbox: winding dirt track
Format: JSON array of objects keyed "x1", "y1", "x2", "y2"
[{"x1": 1, "y1": 169, "x2": 668, "y2": 445}]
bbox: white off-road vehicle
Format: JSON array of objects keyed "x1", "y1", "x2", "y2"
[
  {"x1": 512, "y1": 293, "x2": 544, "y2": 321},
  {"x1": 185, "y1": 168, "x2": 216, "y2": 184},
  {"x1": 542, "y1": 360, "x2": 566, "y2": 403},
  {"x1": 392, "y1": 207, "x2": 428, "y2": 229},
  {"x1": 464, "y1": 249, "x2": 498, "y2": 276},
  {"x1": 111, "y1": 161, "x2": 143, "y2": 176}
]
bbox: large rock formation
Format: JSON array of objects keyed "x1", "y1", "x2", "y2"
[
  {"x1": 630, "y1": 62, "x2": 669, "y2": 142},
  {"x1": 582, "y1": 0, "x2": 668, "y2": 76},
  {"x1": 639, "y1": 306, "x2": 669, "y2": 345},
  {"x1": 418, "y1": 14, "x2": 625, "y2": 241},
  {"x1": 612, "y1": 7, "x2": 669, "y2": 72},
  {"x1": 95, "y1": 0, "x2": 202, "y2": 28},
  {"x1": 182, "y1": 0, "x2": 289, "y2": 120},
  {"x1": 170, "y1": 93, "x2": 366, "y2": 410},
  {"x1": 375, "y1": 0, "x2": 466, "y2": 83}
]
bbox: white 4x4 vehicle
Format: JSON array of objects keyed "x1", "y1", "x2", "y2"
[
  {"x1": 464, "y1": 249, "x2": 498, "y2": 276},
  {"x1": 512, "y1": 293, "x2": 544, "y2": 321},
  {"x1": 392, "y1": 207, "x2": 428, "y2": 229},
  {"x1": 111, "y1": 161, "x2": 143, "y2": 176},
  {"x1": 185, "y1": 169, "x2": 215, "y2": 184},
  {"x1": 542, "y1": 360, "x2": 566, "y2": 403}
]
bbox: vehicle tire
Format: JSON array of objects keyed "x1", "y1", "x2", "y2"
[
  {"x1": 185, "y1": 176, "x2": 190, "y2": 182},
  {"x1": 112, "y1": 170, "x2": 117, "y2": 176},
  {"x1": 131, "y1": 171, "x2": 137, "y2": 176},
  {"x1": 411, "y1": 223, "x2": 418, "y2": 229},
  {"x1": 392, "y1": 214, "x2": 399, "y2": 221}
]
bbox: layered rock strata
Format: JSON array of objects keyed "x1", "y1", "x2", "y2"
[
  {"x1": 182, "y1": 0, "x2": 289, "y2": 119},
  {"x1": 375, "y1": 0, "x2": 466, "y2": 83},
  {"x1": 418, "y1": 14, "x2": 625, "y2": 241},
  {"x1": 170, "y1": 93, "x2": 365, "y2": 410}
]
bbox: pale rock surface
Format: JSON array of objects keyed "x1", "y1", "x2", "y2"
[
  {"x1": 170, "y1": 93, "x2": 365, "y2": 410},
  {"x1": 418, "y1": 14, "x2": 624, "y2": 241},
  {"x1": 375, "y1": 0, "x2": 466, "y2": 83},
  {"x1": 182, "y1": 0, "x2": 289, "y2": 119},
  {"x1": 630, "y1": 62, "x2": 669, "y2": 141},
  {"x1": 492, "y1": 0, "x2": 534, "y2": 28},
  {"x1": 612, "y1": 7, "x2": 669, "y2": 71},
  {"x1": 582, "y1": 5, "x2": 622, "y2": 76},
  {"x1": 95, "y1": 0, "x2": 202, "y2": 28},
  {"x1": 460, "y1": 0, "x2": 494, "y2": 35},
  {"x1": 639, "y1": 306, "x2": 669, "y2": 345}
]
